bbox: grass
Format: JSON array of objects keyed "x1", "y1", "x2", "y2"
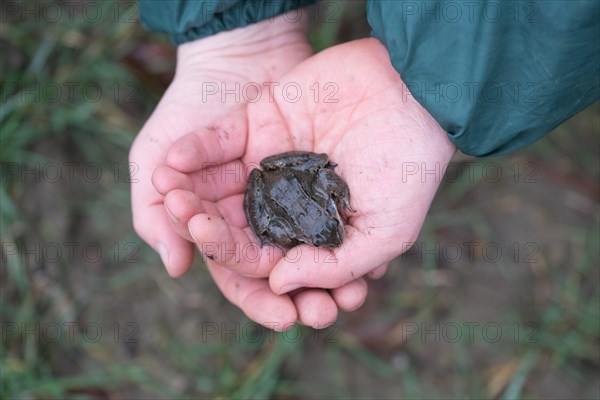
[{"x1": 2, "y1": 1, "x2": 599, "y2": 399}]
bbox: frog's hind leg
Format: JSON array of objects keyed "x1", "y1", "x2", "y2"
[
  {"x1": 265, "y1": 217, "x2": 298, "y2": 256},
  {"x1": 317, "y1": 169, "x2": 355, "y2": 214},
  {"x1": 244, "y1": 169, "x2": 271, "y2": 247}
]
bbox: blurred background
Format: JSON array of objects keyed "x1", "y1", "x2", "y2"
[{"x1": 1, "y1": 1, "x2": 598, "y2": 398}]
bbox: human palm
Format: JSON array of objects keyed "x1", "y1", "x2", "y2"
[
  {"x1": 246, "y1": 38, "x2": 456, "y2": 293},
  {"x1": 156, "y1": 38, "x2": 455, "y2": 328}
]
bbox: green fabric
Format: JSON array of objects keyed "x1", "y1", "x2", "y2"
[
  {"x1": 367, "y1": 0, "x2": 600, "y2": 156},
  {"x1": 140, "y1": 0, "x2": 316, "y2": 45},
  {"x1": 140, "y1": 0, "x2": 600, "y2": 156}
]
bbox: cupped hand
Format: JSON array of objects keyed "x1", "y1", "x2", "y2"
[
  {"x1": 130, "y1": 16, "x2": 340, "y2": 330},
  {"x1": 158, "y1": 38, "x2": 456, "y2": 326},
  {"x1": 256, "y1": 38, "x2": 457, "y2": 294}
]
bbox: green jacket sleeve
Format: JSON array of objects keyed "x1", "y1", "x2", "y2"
[
  {"x1": 367, "y1": 0, "x2": 600, "y2": 156},
  {"x1": 140, "y1": 0, "x2": 316, "y2": 45},
  {"x1": 140, "y1": 1, "x2": 599, "y2": 156}
]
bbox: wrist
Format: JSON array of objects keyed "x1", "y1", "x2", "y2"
[
  {"x1": 176, "y1": 13, "x2": 312, "y2": 81},
  {"x1": 364, "y1": 37, "x2": 457, "y2": 166}
]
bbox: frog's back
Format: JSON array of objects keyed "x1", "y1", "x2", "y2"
[{"x1": 268, "y1": 172, "x2": 330, "y2": 237}]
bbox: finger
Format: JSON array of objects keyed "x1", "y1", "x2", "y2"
[
  {"x1": 187, "y1": 159, "x2": 249, "y2": 202},
  {"x1": 152, "y1": 166, "x2": 193, "y2": 195},
  {"x1": 367, "y1": 263, "x2": 388, "y2": 280},
  {"x1": 155, "y1": 155, "x2": 247, "y2": 203},
  {"x1": 291, "y1": 289, "x2": 338, "y2": 329},
  {"x1": 163, "y1": 189, "x2": 205, "y2": 241},
  {"x1": 166, "y1": 111, "x2": 248, "y2": 173},
  {"x1": 132, "y1": 202, "x2": 195, "y2": 277},
  {"x1": 330, "y1": 278, "x2": 368, "y2": 312},
  {"x1": 188, "y1": 213, "x2": 279, "y2": 278},
  {"x1": 269, "y1": 226, "x2": 397, "y2": 294},
  {"x1": 214, "y1": 194, "x2": 249, "y2": 228},
  {"x1": 130, "y1": 124, "x2": 195, "y2": 277},
  {"x1": 206, "y1": 262, "x2": 297, "y2": 331}
]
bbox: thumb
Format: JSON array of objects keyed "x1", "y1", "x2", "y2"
[{"x1": 132, "y1": 202, "x2": 195, "y2": 277}]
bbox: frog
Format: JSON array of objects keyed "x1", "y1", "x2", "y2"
[{"x1": 243, "y1": 151, "x2": 354, "y2": 255}]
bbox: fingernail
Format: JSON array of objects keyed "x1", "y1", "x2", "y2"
[
  {"x1": 164, "y1": 203, "x2": 179, "y2": 223},
  {"x1": 279, "y1": 284, "x2": 304, "y2": 294},
  {"x1": 188, "y1": 224, "x2": 199, "y2": 244},
  {"x1": 156, "y1": 242, "x2": 170, "y2": 269}
]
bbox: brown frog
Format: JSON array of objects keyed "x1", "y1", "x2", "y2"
[{"x1": 243, "y1": 151, "x2": 354, "y2": 254}]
